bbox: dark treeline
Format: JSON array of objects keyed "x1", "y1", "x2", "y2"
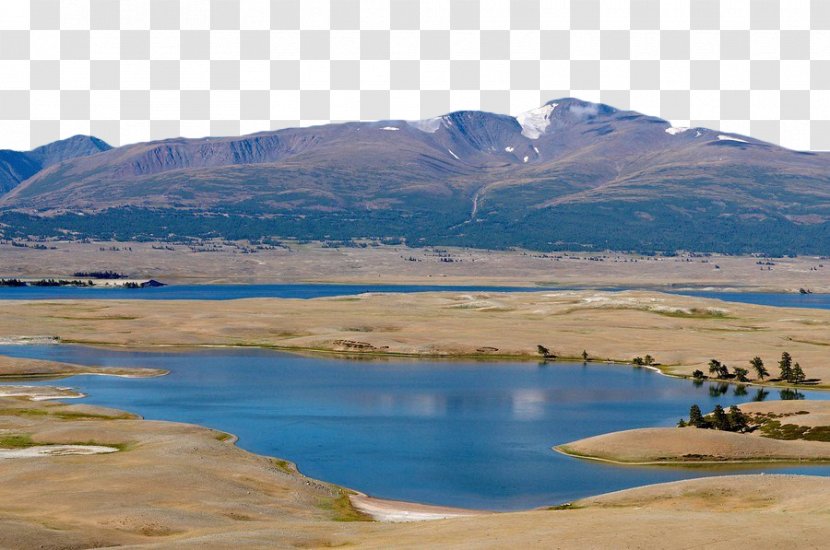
[
  {"x1": 72, "y1": 270, "x2": 127, "y2": 279},
  {"x1": 2, "y1": 203, "x2": 830, "y2": 256}
]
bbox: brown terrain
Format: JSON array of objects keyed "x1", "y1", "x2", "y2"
[
  {"x1": 558, "y1": 400, "x2": 830, "y2": 465},
  {"x1": 0, "y1": 240, "x2": 828, "y2": 291},
  {"x1": 1, "y1": 289, "x2": 829, "y2": 387}
]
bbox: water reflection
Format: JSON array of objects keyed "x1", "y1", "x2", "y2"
[
  {"x1": 780, "y1": 388, "x2": 806, "y2": 400},
  {"x1": 753, "y1": 388, "x2": 770, "y2": 402},
  {"x1": 709, "y1": 383, "x2": 730, "y2": 397}
]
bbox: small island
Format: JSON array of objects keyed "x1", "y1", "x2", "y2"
[{"x1": 556, "y1": 400, "x2": 830, "y2": 465}]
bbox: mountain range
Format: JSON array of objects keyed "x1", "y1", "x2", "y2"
[{"x1": 1, "y1": 98, "x2": 829, "y2": 254}]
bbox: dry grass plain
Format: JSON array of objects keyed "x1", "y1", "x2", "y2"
[
  {"x1": 1, "y1": 239, "x2": 829, "y2": 291},
  {"x1": 558, "y1": 400, "x2": 830, "y2": 465},
  {"x1": 2, "y1": 289, "x2": 830, "y2": 386},
  {"x1": 558, "y1": 426, "x2": 830, "y2": 465}
]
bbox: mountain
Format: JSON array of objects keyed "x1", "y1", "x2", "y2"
[
  {"x1": 2, "y1": 99, "x2": 829, "y2": 254},
  {"x1": 0, "y1": 135, "x2": 111, "y2": 193}
]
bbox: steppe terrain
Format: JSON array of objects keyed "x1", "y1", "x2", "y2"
[
  {"x1": 2, "y1": 289, "x2": 830, "y2": 386},
  {"x1": 558, "y1": 401, "x2": 830, "y2": 465},
  {"x1": 1, "y1": 240, "x2": 828, "y2": 291}
]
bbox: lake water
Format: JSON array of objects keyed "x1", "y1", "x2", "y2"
[
  {"x1": 0, "y1": 283, "x2": 828, "y2": 311},
  {"x1": 1, "y1": 344, "x2": 828, "y2": 511},
  {"x1": 0, "y1": 283, "x2": 561, "y2": 301}
]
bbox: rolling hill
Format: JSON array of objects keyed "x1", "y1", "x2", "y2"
[{"x1": 1, "y1": 98, "x2": 829, "y2": 254}]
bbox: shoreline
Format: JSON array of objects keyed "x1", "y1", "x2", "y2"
[
  {"x1": 46, "y1": 339, "x2": 830, "y2": 393},
  {"x1": 553, "y1": 445, "x2": 830, "y2": 467}
]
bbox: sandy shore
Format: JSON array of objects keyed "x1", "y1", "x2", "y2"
[{"x1": 349, "y1": 494, "x2": 484, "y2": 522}]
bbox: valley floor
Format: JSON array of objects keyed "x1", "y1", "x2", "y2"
[{"x1": 1, "y1": 239, "x2": 828, "y2": 292}]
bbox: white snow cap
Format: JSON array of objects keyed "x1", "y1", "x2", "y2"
[
  {"x1": 504, "y1": 146, "x2": 514, "y2": 152},
  {"x1": 408, "y1": 117, "x2": 443, "y2": 133},
  {"x1": 380, "y1": 126, "x2": 400, "y2": 131},
  {"x1": 665, "y1": 127, "x2": 691, "y2": 136},
  {"x1": 717, "y1": 135, "x2": 749, "y2": 143},
  {"x1": 516, "y1": 103, "x2": 557, "y2": 139}
]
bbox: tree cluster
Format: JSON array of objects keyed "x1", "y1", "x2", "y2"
[
  {"x1": 695, "y1": 353, "x2": 805, "y2": 385},
  {"x1": 678, "y1": 404, "x2": 749, "y2": 433},
  {"x1": 632, "y1": 355, "x2": 655, "y2": 366},
  {"x1": 777, "y1": 352, "x2": 806, "y2": 384}
]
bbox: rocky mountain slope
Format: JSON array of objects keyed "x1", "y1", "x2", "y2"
[{"x1": 2, "y1": 99, "x2": 828, "y2": 254}]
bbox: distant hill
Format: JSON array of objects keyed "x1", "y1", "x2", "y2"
[
  {"x1": 0, "y1": 135, "x2": 111, "y2": 193},
  {"x1": 2, "y1": 99, "x2": 829, "y2": 255}
]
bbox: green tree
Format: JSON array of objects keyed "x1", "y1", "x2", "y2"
[
  {"x1": 711, "y1": 405, "x2": 730, "y2": 431},
  {"x1": 791, "y1": 362, "x2": 806, "y2": 385},
  {"x1": 707, "y1": 359, "x2": 730, "y2": 379},
  {"x1": 692, "y1": 369, "x2": 705, "y2": 380},
  {"x1": 749, "y1": 356, "x2": 768, "y2": 380},
  {"x1": 537, "y1": 345, "x2": 551, "y2": 358},
  {"x1": 581, "y1": 350, "x2": 589, "y2": 362},
  {"x1": 733, "y1": 367, "x2": 749, "y2": 383},
  {"x1": 689, "y1": 404, "x2": 706, "y2": 428},
  {"x1": 779, "y1": 352, "x2": 793, "y2": 382},
  {"x1": 727, "y1": 405, "x2": 749, "y2": 432},
  {"x1": 643, "y1": 354, "x2": 654, "y2": 366},
  {"x1": 677, "y1": 418, "x2": 687, "y2": 428},
  {"x1": 632, "y1": 356, "x2": 644, "y2": 366}
]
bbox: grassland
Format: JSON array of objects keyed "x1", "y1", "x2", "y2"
[
  {"x1": 0, "y1": 355, "x2": 167, "y2": 379},
  {"x1": 1, "y1": 239, "x2": 829, "y2": 292},
  {"x1": 2, "y1": 290, "x2": 830, "y2": 388},
  {"x1": 557, "y1": 401, "x2": 830, "y2": 465}
]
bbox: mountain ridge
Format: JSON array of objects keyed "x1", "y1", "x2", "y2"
[
  {"x1": 0, "y1": 135, "x2": 112, "y2": 194},
  {"x1": 2, "y1": 98, "x2": 829, "y2": 255}
]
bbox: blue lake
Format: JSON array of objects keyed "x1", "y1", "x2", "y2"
[
  {"x1": 0, "y1": 283, "x2": 828, "y2": 311},
  {"x1": 0, "y1": 283, "x2": 562, "y2": 301},
  {"x1": 1, "y1": 344, "x2": 828, "y2": 511}
]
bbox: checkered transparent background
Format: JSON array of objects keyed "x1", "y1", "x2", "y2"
[{"x1": 1, "y1": 0, "x2": 828, "y2": 150}]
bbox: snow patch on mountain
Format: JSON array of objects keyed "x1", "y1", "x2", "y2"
[
  {"x1": 665, "y1": 127, "x2": 691, "y2": 135},
  {"x1": 516, "y1": 103, "x2": 557, "y2": 139},
  {"x1": 380, "y1": 126, "x2": 399, "y2": 131},
  {"x1": 718, "y1": 135, "x2": 749, "y2": 143},
  {"x1": 408, "y1": 117, "x2": 443, "y2": 133}
]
